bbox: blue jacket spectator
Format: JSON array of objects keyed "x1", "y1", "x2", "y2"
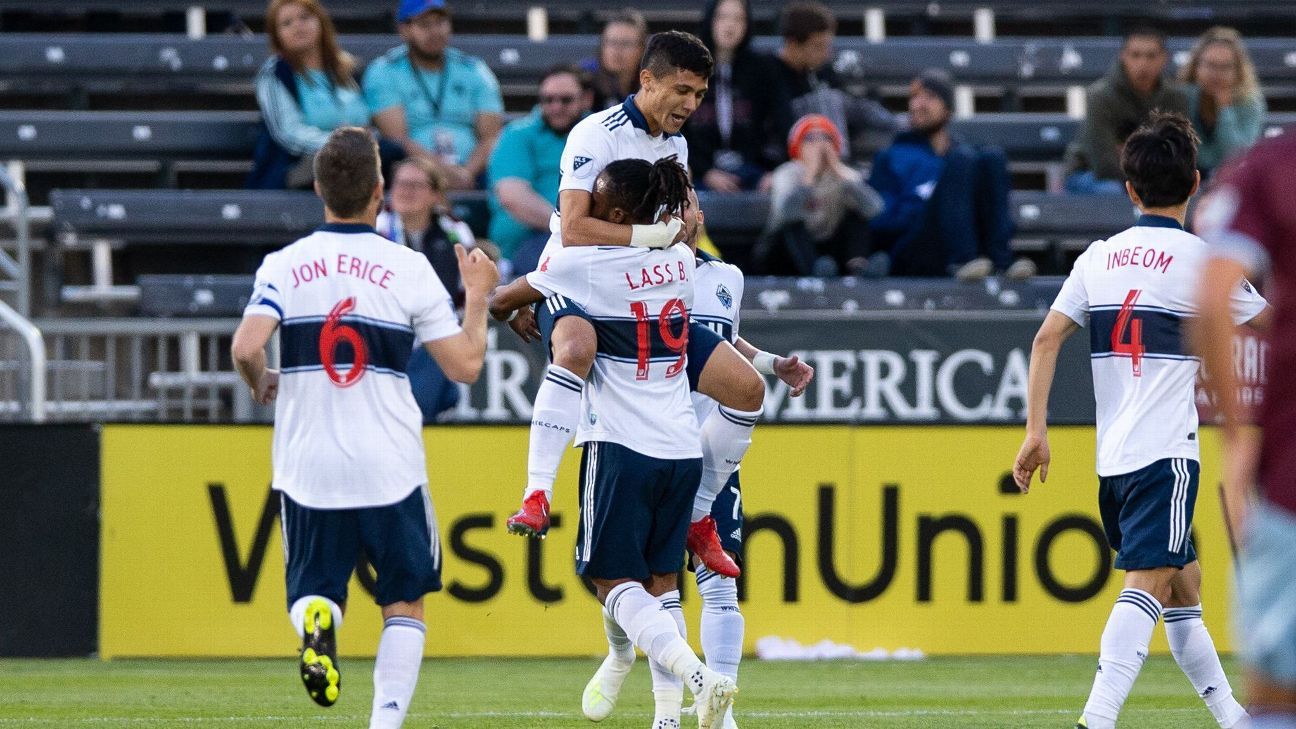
[
  {"x1": 1179, "y1": 27, "x2": 1267, "y2": 174},
  {"x1": 487, "y1": 65, "x2": 593, "y2": 275},
  {"x1": 248, "y1": 0, "x2": 372, "y2": 189},
  {"x1": 364, "y1": 0, "x2": 505, "y2": 190},
  {"x1": 869, "y1": 71, "x2": 1033, "y2": 280}
]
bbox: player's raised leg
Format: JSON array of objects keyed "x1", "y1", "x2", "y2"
[
  {"x1": 688, "y1": 339, "x2": 764, "y2": 577},
  {"x1": 280, "y1": 493, "x2": 354, "y2": 708},
  {"x1": 1163, "y1": 561, "x2": 1249, "y2": 728},
  {"x1": 508, "y1": 311, "x2": 597, "y2": 538}
]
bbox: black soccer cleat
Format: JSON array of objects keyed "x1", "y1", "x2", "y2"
[{"x1": 299, "y1": 598, "x2": 341, "y2": 707}]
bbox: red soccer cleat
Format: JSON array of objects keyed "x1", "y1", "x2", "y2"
[
  {"x1": 687, "y1": 516, "x2": 740, "y2": 578},
  {"x1": 507, "y1": 490, "x2": 551, "y2": 539}
]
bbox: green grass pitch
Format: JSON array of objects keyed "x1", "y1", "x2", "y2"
[{"x1": 0, "y1": 655, "x2": 1237, "y2": 727}]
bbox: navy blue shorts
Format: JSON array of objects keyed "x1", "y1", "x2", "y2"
[
  {"x1": 686, "y1": 321, "x2": 725, "y2": 392},
  {"x1": 279, "y1": 486, "x2": 442, "y2": 609},
  {"x1": 536, "y1": 294, "x2": 590, "y2": 361},
  {"x1": 1098, "y1": 457, "x2": 1199, "y2": 571},
  {"x1": 575, "y1": 441, "x2": 703, "y2": 581},
  {"x1": 688, "y1": 471, "x2": 745, "y2": 570}
]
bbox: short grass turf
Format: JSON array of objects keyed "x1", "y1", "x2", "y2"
[{"x1": 0, "y1": 655, "x2": 1240, "y2": 727}]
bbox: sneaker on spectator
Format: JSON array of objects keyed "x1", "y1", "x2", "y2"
[
  {"x1": 1004, "y1": 258, "x2": 1037, "y2": 281},
  {"x1": 952, "y1": 257, "x2": 993, "y2": 282}
]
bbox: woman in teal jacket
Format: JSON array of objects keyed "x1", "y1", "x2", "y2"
[{"x1": 1179, "y1": 27, "x2": 1266, "y2": 175}]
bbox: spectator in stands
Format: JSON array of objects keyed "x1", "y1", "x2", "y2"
[
  {"x1": 248, "y1": 0, "x2": 381, "y2": 189},
  {"x1": 364, "y1": 0, "x2": 505, "y2": 190},
  {"x1": 770, "y1": 1, "x2": 895, "y2": 165},
  {"x1": 868, "y1": 71, "x2": 1034, "y2": 281},
  {"x1": 581, "y1": 10, "x2": 649, "y2": 111},
  {"x1": 684, "y1": 0, "x2": 784, "y2": 192},
  {"x1": 377, "y1": 157, "x2": 494, "y2": 422},
  {"x1": 487, "y1": 65, "x2": 592, "y2": 276},
  {"x1": 1179, "y1": 26, "x2": 1266, "y2": 175},
  {"x1": 755, "y1": 114, "x2": 883, "y2": 277},
  {"x1": 1066, "y1": 27, "x2": 1188, "y2": 193}
]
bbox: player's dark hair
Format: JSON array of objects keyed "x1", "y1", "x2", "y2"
[
  {"x1": 1121, "y1": 111, "x2": 1199, "y2": 208},
  {"x1": 1123, "y1": 25, "x2": 1168, "y2": 51},
  {"x1": 780, "y1": 1, "x2": 836, "y2": 43},
  {"x1": 600, "y1": 156, "x2": 692, "y2": 224},
  {"x1": 640, "y1": 30, "x2": 714, "y2": 80},
  {"x1": 314, "y1": 127, "x2": 380, "y2": 218}
]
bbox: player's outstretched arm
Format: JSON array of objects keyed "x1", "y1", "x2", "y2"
[
  {"x1": 426, "y1": 246, "x2": 499, "y2": 384},
  {"x1": 231, "y1": 315, "x2": 280, "y2": 405},
  {"x1": 733, "y1": 337, "x2": 814, "y2": 397},
  {"x1": 488, "y1": 278, "x2": 545, "y2": 343},
  {"x1": 1014, "y1": 311, "x2": 1079, "y2": 493},
  {"x1": 558, "y1": 190, "x2": 682, "y2": 249}
]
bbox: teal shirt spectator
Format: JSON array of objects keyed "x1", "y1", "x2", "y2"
[
  {"x1": 486, "y1": 108, "x2": 570, "y2": 258},
  {"x1": 254, "y1": 58, "x2": 370, "y2": 156},
  {"x1": 1185, "y1": 84, "x2": 1266, "y2": 172},
  {"x1": 363, "y1": 45, "x2": 504, "y2": 165}
]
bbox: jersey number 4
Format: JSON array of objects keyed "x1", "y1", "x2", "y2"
[
  {"x1": 320, "y1": 297, "x2": 368, "y2": 387},
  {"x1": 630, "y1": 298, "x2": 689, "y2": 381},
  {"x1": 1112, "y1": 288, "x2": 1145, "y2": 377}
]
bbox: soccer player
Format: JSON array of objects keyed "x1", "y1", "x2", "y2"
[
  {"x1": 1012, "y1": 112, "x2": 1267, "y2": 729},
  {"x1": 1195, "y1": 132, "x2": 1296, "y2": 729},
  {"x1": 493, "y1": 185, "x2": 813, "y2": 728},
  {"x1": 500, "y1": 31, "x2": 765, "y2": 580},
  {"x1": 230, "y1": 127, "x2": 498, "y2": 729},
  {"x1": 490, "y1": 158, "x2": 737, "y2": 729}
]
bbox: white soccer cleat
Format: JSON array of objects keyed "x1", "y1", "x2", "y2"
[
  {"x1": 581, "y1": 654, "x2": 635, "y2": 721},
  {"x1": 720, "y1": 707, "x2": 739, "y2": 729},
  {"x1": 693, "y1": 669, "x2": 737, "y2": 729}
]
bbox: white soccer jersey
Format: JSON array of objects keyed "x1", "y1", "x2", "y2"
[
  {"x1": 244, "y1": 223, "x2": 462, "y2": 509},
  {"x1": 541, "y1": 97, "x2": 691, "y2": 258},
  {"x1": 1051, "y1": 216, "x2": 1266, "y2": 476},
  {"x1": 527, "y1": 244, "x2": 701, "y2": 460},
  {"x1": 690, "y1": 252, "x2": 745, "y2": 424}
]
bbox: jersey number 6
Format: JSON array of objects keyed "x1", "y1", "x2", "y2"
[
  {"x1": 1112, "y1": 288, "x2": 1145, "y2": 377},
  {"x1": 320, "y1": 297, "x2": 368, "y2": 387},
  {"x1": 630, "y1": 298, "x2": 689, "y2": 381}
]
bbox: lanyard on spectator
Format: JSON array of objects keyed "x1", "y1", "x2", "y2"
[
  {"x1": 410, "y1": 57, "x2": 450, "y2": 119},
  {"x1": 716, "y1": 63, "x2": 734, "y2": 148}
]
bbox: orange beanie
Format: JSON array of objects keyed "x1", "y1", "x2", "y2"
[{"x1": 787, "y1": 114, "x2": 844, "y2": 160}]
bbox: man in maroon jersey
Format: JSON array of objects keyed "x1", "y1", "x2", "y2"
[{"x1": 1195, "y1": 131, "x2": 1296, "y2": 728}]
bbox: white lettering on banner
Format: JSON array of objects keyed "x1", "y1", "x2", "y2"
[{"x1": 765, "y1": 348, "x2": 1030, "y2": 422}]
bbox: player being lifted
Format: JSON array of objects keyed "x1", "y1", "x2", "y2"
[
  {"x1": 231, "y1": 128, "x2": 499, "y2": 729},
  {"x1": 492, "y1": 157, "x2": 737, "y2": 729},
  {"x1": 498, "y1": 31, "x2": 766, "y2": 580},
  {"x1": 1013, "y1": 112, "x2": 1268, "y2": 729},
  {"x1": 492, "y1": 176, "x2": 812, "y2": 729}
]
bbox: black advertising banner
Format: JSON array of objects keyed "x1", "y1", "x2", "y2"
[
  {"x1": 448, "y1": 314, "x2": 1097, "y2": 425},
  {"x1": 0, "y1": 424, "x2": 100, "y2": 657}
]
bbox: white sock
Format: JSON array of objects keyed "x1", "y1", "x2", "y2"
[
  {"x1": 525, "y1": 365, "x2": 583, "y2": 495},
  {"x1": 369, "y1": 616, "x2": 426, "y2": 729},
  {"x1": 1082, "y1": 588, "x2": 1162, "y2": 729},
  {"x1": 288, "y1": 595, "x2": 343, "y2": 638},
  {"x1": 1165, "y1": 605, "x2": 1249, "y2": 728},
  {"x1": 692, "y1": 405, "x2": 761, "y2": 521},
  {"x1": 650, "y1": 591, "x2": 686, "y2": 725},
  {"x1": 697, "y1": 567, "x2": 743, "y2": 681},
  {"x1": 602, "y1": 607, "x2": 635, "y2": 666},
  {"x1": 605, "y1": 583, "x2": 706, "y2": 696}
]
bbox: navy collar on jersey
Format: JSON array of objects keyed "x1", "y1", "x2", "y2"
[
  {"x1": 623, "y1": 95, "x2": 683, "y2": 138},
  {"x1": 318, "y1": 223, "x2": 378, "y2": 235},
  {"x1": 1135, "y1": 214, "x2": 1184, "y2": 230},
  {"x1": 696, "y1": 249, "x2": 721, "y2": 264}
]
